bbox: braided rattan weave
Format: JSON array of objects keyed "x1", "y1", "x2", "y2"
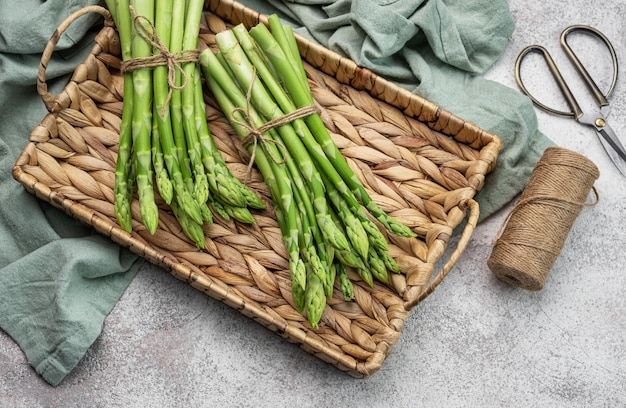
[{"x1": 12, "y1": 0, "x2": 501, "y2": 377}]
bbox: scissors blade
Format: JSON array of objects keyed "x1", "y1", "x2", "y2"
[
  {"x1": 598, "y1": 126, "x2": 626, "y2": 162},
  {"x1": 596, "y1": 126, "x2": 626, "y2": 177},
  {"x1": 579, "y1": 112, "x2": 626, "y2": 176}
]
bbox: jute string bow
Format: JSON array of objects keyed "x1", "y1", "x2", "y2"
[
  {"x1": 120, "y1": 6, "x2": 200, "y2": 114},
  {"x1": 230, "y1": 68, "x2": 320, "y2": 181}
]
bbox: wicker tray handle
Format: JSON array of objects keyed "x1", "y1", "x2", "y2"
[
  {"x1": 37, "y1": 5, "x2": 114, "y2": 113},
  {"x1": 409, "y1": 198, "x2": 479, "y2": 308}
]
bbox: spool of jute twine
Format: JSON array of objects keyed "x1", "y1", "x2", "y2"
[{"x1": 487, "y1": 146, "x2": 600, "y2": 290}]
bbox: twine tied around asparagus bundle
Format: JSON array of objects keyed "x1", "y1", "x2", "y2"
[
  {"x1": 119, "y1": 6, "x2": 200, "y2": 114},
  {"x1": 487, "y1": 146, "x2": 600, "y2": 291},
  {"x1": 230, "y1": 68, "x2": 321, "y2": 181}
]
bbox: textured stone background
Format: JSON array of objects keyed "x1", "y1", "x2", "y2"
[{"x1": 2, "y1": 0, "x2": 625, "y2": 406}]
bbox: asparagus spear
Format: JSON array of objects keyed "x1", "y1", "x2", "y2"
[
  {"x1": 130, "y1": 0, "x2": 158, "y2": 234},
  {"x1": 208, "y1": 195, "x2": 231, "y2": 220},
  {"x1": 304, "y1": 268, "x2": 325, "y2": 329},
  {"x1": 168, "y1": 0, "x2": 194, "y2": 194},
  {"x1": 367, "y1": 247, "x2": 389, "y2": 284},
  {"x1": 290, "y1": 261, "x2": 306, "y2": 313},
  {"x1": 171, "y1": 200, "x2": 205, "y2": 249},
  {"x1": 152, "y1": 104, "x2": 173, "y2": 204},
  {"x1": 336, "y1": 262, "x2": 354, "y2": 301},
  {"x1": 180, "y1": 0, "x2": 209, "y2": 206},
  {"x1": 109, "y1": 0, "x2": 134, "y2": 232},
  {"x1": 291, "y1": 167, "x2": 328, "y2": 303}
]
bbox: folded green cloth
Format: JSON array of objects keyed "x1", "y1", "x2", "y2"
[
  {"x1": 0, "y1": 0, "x2": 142, "y2": 386},
  {"x1": 0, "y1": 0, "x2": 552, "y2": 387},
  {"x1": 238, "y1": 0, "x2": 554, "y2": 220}
]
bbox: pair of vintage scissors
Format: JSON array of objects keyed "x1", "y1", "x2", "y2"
[{"x1": 515, "y1": 24, "x2": 626, "y2": 177}]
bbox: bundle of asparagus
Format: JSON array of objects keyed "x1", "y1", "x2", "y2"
[
  {"x1": 105, "y1": 0, "x2": 415, "y2": 326},
  {"x1": 106, "y1": 0, "x2": 264, "y2": 248},
  {"x1": 199, "y1": 16, "x2": 416, "y2": 327}
]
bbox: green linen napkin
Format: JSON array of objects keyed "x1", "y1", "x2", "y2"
[
  {"x1": 237, "y1": 0, "x2": 554, "y2": 220},
  {"x1": 0, "y1": 0, "x2": 141, "y2": 386}
]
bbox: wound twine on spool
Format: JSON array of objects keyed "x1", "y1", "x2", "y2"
[{"x1": 487, "y1": 146, "x2": 600, "y2": 291}]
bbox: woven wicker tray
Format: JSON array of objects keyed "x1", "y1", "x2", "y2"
[{"x1": 12, "y1": 0, "x2": 501, "y2": 377}]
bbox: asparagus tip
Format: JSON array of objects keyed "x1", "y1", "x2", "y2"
[
  {"x1": 114, "y1": 197, "x2": 133, "y2": 233},
  {"x1": 304, "y1": 273, "x2": 326, "y2": 329},
  {"x1": 155, "y1": 171, "x2": 174, "y2": 204},
  {"x1": 140, "y1": 199, "x2": 159, "y2": 235}
]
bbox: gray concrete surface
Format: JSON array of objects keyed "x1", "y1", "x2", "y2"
[{"x1": 2, "y1": 0, "x2": 625, "y2": 406}]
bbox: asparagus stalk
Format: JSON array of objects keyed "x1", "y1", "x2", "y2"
[
  {"x1": 282, "y1": 136, "x2": 334, "y2": 295},
  {"x1": 304, "y1": 266, "x2": 325, "y2": 329},
  {"x1": 281, "y1": 24, "x2": 309, "y2": 93},
  {"x1": 291, "y1": 167, "x2": 328, "y2": 307},
  {"x1": 110, "y1": 0, "x2": 134, "y2": 232},
  {"x1": 336, "y1": 262, "x2": 354, "y2": 301},
  {"x1": 168, "y1": 0, "x2": 194, "y2": 194},
  {"x1": 223, "y1": 204, "x2": 256, "y2": 224},
  {"x1": 327, "y1": 205, "x2": 367, "y2": 271},
  {"x1": 180, "y1": 0, "x2": 209, "y2": 206},
  {"x1": 199, "y1": 202, "x2": 213, "y2": 224},
  {"x1": 367, "y1": 247, "x2": 389, "y2": 284},
  {"x1": 129, "y1": 0, "x2": 158, "y2": 234},
  {"x1": 266, "y1": 16, "x2": 307, "y2": 91},
  {"x1": 291, "y1": 277, "x2": 306, "y2": 314},
  {"x1": 152, "y1": 104, "x2": 173, "y2": 203},
  {"x1": 171, "y1": 200, "x2": 205, "y2": 249},
  {"x1": 208, "y1": 195, "x2": 231, "y2": 220},
  {"x1": 191, "y1": 63, "x2": 265, "y2": 212},
  {"x1": 324, "y1": 254, "x2": 336, "y2": 298},
  {"x1": 105, "y1": 0, "x2": 118, "y2": 23}
]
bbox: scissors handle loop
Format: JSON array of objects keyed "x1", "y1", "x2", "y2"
[
  {"x1": 560, "y1": 24, "x2": 619, "y2": 106},
  {"x1": 515, "y1": 45, "x2": 582, "y2": 118},
  {"x1": 515, "y1": 25, "x2": 619, "y2": 119}
]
